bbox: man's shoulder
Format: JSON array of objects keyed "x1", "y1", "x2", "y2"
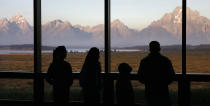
[
  {"x1": 141, "y1": 54, "x2": 171, "y2": 62},
  {"x1": 160, "y1": 55, "x2": 171, "y2": 62},
  {"x1": 64, "y1": 61, "x2": 71, "y2": 66},
  {"x1": 141, "y1": 55, "x2": 149, "y2": 62}
]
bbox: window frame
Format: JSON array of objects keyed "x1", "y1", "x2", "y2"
[
  {"x1": 0, "y1": 0, "x2": 198, "y2": 104},
  {"x1": 33, "y1": 0, "x2": 187, "y2": 102}
]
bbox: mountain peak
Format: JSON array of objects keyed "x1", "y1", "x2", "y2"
[
  {"x1": 15, "y1": 13, "x2": 23, "y2": 18},
  {"x1": 149, "y1": 6, "x2": 210, "y2": 41},
  {"x1": 112, "y1": 19, "x2": 123, "y2": 25},
  {"x1": 8, "y1": 14, "x2": 32, "y2": 32},
  {"x1": 47, "y1": 20, "x2": 63, "y2": 26},
  {"x1": 174, "y1": 6, "x2": 182, "y2": 11},
  {"x1": 173, "y1": 7, "x2": 182, "y2": 24},
  {"x1": 47, "y1": 20, "x2": 72, "y2": 27},
  {"x1": 52, "y1": 19, "x2": 64, "y2": 23},
  {"x1": 9, "y1": 13, "x2": 27, "y2": 24},
  {"x1": 0, "y1": 18, "x2": 9, "y2": 29},
  {"x1": 187, "y1": 7, "x2": 200, "y2": 17},
  {"x1": 43, "y1": 19, "x2": 73, "y2": 32},
  {"x1": 111, "y1": 19, "x2": 127, "y2": 29},
  {"x1": 172, "y1": 6, "x2": 201, "y2": 18}
]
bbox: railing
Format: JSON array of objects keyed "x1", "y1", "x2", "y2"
[{"x1": 0, "y1": 71, "x2": 210, "y2": 105}]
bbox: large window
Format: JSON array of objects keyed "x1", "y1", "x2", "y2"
[
  {"x1": 187, "y1": 0, "x2": 210, "y2": 74},
  {"x1": 111, "y1": 0, "x2": 182, "y2": 73},
  {"x1": 41, "y1": 0, "x2": 104, "y2": 101},
  {"x1": 0, "y1": 79, "x2": 33, "y2": 100},
  {"x1": 187, "y1": 0, "x2": 210, "y2": 105},
  {"x1": 0, "y1": 0, "x2": 34, "y2": 72},
  {"x1": 41, "y1": 0, "x2": 104, "y2": 73},
  {"x1": 0, "y1": 0, "x2": 210, "y2": 105},
  {"x1": 0, "y1": 0, "x2": 34, "y2": 100},
  {"x1": 111, "y1": 0, "x2": 182, "y2": 104}
]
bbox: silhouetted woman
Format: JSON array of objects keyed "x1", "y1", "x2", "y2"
[
  {"x1": 46, "y1": 46, "x2": 73, "y2": 105},
  {"x1": 79, "y1": 47, "x2": 102, "y2": 104},
  {"x1": 116, "y1": 63, "x2": 134, "y2": 104}
]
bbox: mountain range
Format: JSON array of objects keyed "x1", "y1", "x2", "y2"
[{"x1": 0, "y1": 6, "x2": 210, "y2": 47}]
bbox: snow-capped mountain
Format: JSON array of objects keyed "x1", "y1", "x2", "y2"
[
  {"x1": 0, "y1": 14, "x2": 33, "y2": 45},
  {"x1": 9, "y1": 14, "x2": 32, "y2": 33},
  {"x1": 150, "y1": 6, "x2": 183, "y2": 38},
  {"x1": 0, "y1": 6, "x2": 210, "y2": 47},
  {"x1": 149, "y1": 6, "x2": 210, "y2": 45}
]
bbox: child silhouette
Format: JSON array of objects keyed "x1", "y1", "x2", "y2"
[
  {"x1": 46, "y1": 46, "x2": 73, "y2": 105},
  {"x1": 116, "y1": 63, "x2": 134, "y2": 104}
]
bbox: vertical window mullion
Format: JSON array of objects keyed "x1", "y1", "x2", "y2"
[
  {"x1": 179, "y1": 1, "x2": 191, "y2": 106},
  {"x1": 182, "y1": 0, "x2": 187, "y2": 75},
  {"x1": 33, "y1": 0, "x2": 43, "y2": 104},
  {"x1": 103, "y1": 0, "x2": 114, "y2": 104},
  {"x1": 105, "y1": 0, "x2": 111, "y2": 73}
]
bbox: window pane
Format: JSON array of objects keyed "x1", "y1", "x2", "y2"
[
  {"x1": 45, "y1": 79, "x2": 82, "y2": 102},
  {"x1": 131, "y1": 81, "x2": 146, "y2": 104},
  {"x1": 187, "y1": 1, "x2": 210, "y2": 106},
  {"x1": 0, "y1": 0, "x2": 34, "y2": 72},
  {"x1": 187, "y1": 0, "x2": 210, "y2": 73},
  {"x1": 111, "y1": 0, "x2": 182, "y2": 73},
  {"x1": 168, "y1": 82, "x2": 178, "y2": 105},
  {"x1": 0, "y1": 79, "x2": 33, "y2": 100},
  {"x1": 191, "y1": 82, "x2": 210, "y2": 105},
  {"x1": 41, "y1": 0, "x2": 104, "y2": 101},
  {"x1": 111, "y1": 0, "x2": 181, "y2": 105},
  {"x1": 41, "y1": 0, "x2": 104, "y2": 73}
]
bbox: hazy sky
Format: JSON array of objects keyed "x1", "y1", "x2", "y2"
[{"x1": 0, "y1": 0, "x2": 210, "y2": 30}]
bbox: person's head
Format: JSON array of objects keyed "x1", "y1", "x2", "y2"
[
  {"x1": 149, "y1": 41, "x2": 161, "y2": 54},
  {"x1": 53, "y1": 46, "x2": 67, "y2": 61},
  {"x1": 86, "y1": 47, "x2": 100, "y2": 62},
  {"x1": 118, "y1": 63, "x2": 132, "y2": 75}
]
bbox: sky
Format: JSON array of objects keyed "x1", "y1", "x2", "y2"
[{"x1": 0, "y1": 0, "x2": 210, "y2": 30}]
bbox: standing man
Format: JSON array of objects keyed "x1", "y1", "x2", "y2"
[{"x1": 138, "y1": 41, "x2": 175, "y2": 106}]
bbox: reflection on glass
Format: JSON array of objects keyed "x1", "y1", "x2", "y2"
[
  {"x1": 131, "y1": 81, "x2": 146, "y2": 104},
  {"x1": 168, "y1": 82, "x2": 178, "y2": 105},
  {"x1": 45, "y1": 80, "x2": 82, "y2": 101},
  {"x1": 191, "y1": 82, "x2": 210, "y2": 105},
  {"x1": 0, "y1": 79, "x2": 33, "y2": 100}
]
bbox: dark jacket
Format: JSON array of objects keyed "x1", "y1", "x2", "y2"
[
  {"x1": 79, "y1": 61, "x2": 102, "y2": 88},
  {"x1": 79, "y1": 60, "x2": 102, "y2": 104},
  {"x1": 46, "y1": 61, "x2": 73, "y2": 87},
  {"x1": 138, "y1": 53, "x2": 175, "y2": 106},
  {"x1": 46, "y1": 61, "x2": 73, "y2": 103},
  {"x1": 116, "y1": 75, "x2": 134, "y2": 104}
]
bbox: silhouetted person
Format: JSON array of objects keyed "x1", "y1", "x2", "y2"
[
  {"x1": 116, "y1": 63, "x2": 134, "y2": 104},
  {"x1": 79, "y1": 47, "x2": 102, "y2": 104},
  {"x1": 138, "y1": 41, "x2": 175, "y2": 106},
  {"x1": 46, "y1": 46, "x2": 73, "y2": 105}
]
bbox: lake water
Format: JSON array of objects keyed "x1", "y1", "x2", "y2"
[{"x1": 0, "y1": 49, "x2": 141, "y2": 54}]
